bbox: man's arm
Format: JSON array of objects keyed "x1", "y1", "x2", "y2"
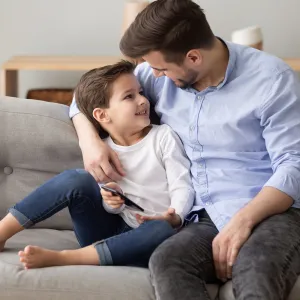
[
  {"x1": 214, "y1": 67, "x2": 300, "y2": 281},
  {"x1": 241, "y1": 68, "x2": 300, "y2": 224}
]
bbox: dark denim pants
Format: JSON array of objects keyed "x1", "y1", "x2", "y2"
[
  {"x1": 9, "y1": 169, "x2": 175, "y2": 266},
  {"x1": 149, "y1": 208, "x2": 300, "y2": 300}
]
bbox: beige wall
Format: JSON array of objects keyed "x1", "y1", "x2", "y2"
[{"x1": 0, "y1": 0, "x2": 299, "y2": 97}]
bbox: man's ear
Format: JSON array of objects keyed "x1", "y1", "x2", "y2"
[
  {"x1": 93, "y1": 108, "x2": 110, "y2": 125},
  {"x1": 186, "y1": 49, "x2": 202, "y2": 65}
]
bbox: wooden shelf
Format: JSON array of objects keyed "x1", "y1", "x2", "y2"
[
  {"x1": 2, "y1": 56, "x2": 300, "y2": 71},
  {"x1": 2, "y1": 56, "x2": 122, "y2": 71}
]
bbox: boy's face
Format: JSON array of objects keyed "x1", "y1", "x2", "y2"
[{"x1": 104, "y1": 73, "x2": 150, "y2": 134}]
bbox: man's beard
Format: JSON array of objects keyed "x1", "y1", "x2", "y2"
[{"x1": 174, "y1": 69, "x2": 198, "y2": 89}]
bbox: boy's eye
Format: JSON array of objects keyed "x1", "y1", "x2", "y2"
[
  {"x1": 139, "y1": 90, "x2": 144, "y2": 96},
  {"x1": 124, "y1": 94, "x2": 133, "y2": 99}
]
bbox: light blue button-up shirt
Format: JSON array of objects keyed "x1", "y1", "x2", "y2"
[{"x1": 69, "y1": 41, "x2": 300, "y2": 230}]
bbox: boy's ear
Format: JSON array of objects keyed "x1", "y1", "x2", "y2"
[{"x1": 93, "y1": 108, "x2": 110, "y2": 124}]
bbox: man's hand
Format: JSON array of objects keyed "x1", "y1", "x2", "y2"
[
  {"x1": 136, "y1": 208, "x2": 181, "y2": 228},
  {"x1": 212, "y1": 187, "x2": 294, "y2": 282},
  {"x1": 212, "y1": 215, "x2": 252, "y2": 282},
  {"x1": 81, "y1": 137, "x2": 125, "y2": 183},
  {"x1": 101, "y1": 182, "x2": 124, "y2": 209}
]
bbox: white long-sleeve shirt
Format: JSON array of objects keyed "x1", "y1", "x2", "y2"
[{"x1": 102, "y1": 124, "x2": 194, "y2": 228}]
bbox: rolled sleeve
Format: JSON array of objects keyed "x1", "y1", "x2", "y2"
[
  {"x1": 69, "y1": 95, "x2": 80, "y2": 119},
  {"x1": 260, "y1": 68, "x2": 300, "y2": 204}
]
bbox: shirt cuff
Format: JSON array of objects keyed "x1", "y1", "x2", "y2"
[{"x1": 264, "y1": 165, "x2": 300, "y2": 202}]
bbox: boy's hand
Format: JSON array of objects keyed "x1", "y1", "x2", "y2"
[
  {"x1": 136, "y1": 208, "x2": 181, "y2": 228},
  {"x1": 101, "y1": 182, "x2": 124, "y2": 209}
]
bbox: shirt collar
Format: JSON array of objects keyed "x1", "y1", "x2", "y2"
[
  {"x1": 217, "y1": 38, "x2": 237, "y2": 89},
  {"x1": 185, "y1": 38, "x2": 237, "y2": 94}
]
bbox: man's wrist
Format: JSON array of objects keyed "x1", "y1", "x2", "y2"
[{"x1": 233, "y1": 209, "x2": 256, "y2": 230}]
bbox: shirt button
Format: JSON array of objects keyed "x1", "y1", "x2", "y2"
[
  {"x1": 197, "y1": 95, "x2": 201, "y2": 100},
  {"x1": 190, "y1": 125, "x2": 195, "y2": 131},
  {"x1": 205, "y1": 201, "x2": 212, "y2": 206}
]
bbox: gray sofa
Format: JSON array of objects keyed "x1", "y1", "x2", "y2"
[{"x1": 0, "y1": 96, "x2": 299, "y2": 300}]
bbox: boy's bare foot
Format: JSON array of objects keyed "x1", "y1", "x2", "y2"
[
  {"x1": 18, "y1": 244, "x2": 100, "y2": 269},
  {"x1": 18, "y1": 245, "x2": 63, "y2": 269}
]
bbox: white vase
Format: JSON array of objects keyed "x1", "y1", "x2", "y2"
[{"x1": 231, "y1": 26, "x2": 263, "y2": 50}]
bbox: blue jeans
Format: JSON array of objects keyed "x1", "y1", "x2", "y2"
[{"x1": 9, "y1": 169, "x2": 175, "y2": 267}]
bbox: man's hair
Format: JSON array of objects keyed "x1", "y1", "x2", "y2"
[
  {"x1": 120, "y1": 0, "x2": 215, "y2": 64},
  {"x1": 74, "y1": 60, "x2": 135, "y2": 134}
]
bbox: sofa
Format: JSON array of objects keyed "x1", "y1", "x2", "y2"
[{"x1": 0, "y1": 96, "x2": 299, "y2": 300}]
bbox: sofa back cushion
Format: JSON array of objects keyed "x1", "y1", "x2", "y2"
[{"x1": 0, "y1": 97, "x2": 83, "y2": 230}]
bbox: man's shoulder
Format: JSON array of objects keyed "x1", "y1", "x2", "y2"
[
  {"x1": 134, "y1": 62, "x2": 159, "y2": 85},
  {"x1": 134, "y1": 62, "x2": 166, "y2": 102},
  {"x1": 134, "y1": 61, "x2": 153, "y2": 76},
  {"x1": 230, "y1": 42, "x2": 291, "y2": 76}
]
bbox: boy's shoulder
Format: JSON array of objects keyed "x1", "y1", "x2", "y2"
[
  {"x1": 151, "y1": 123, "x2": 173, "y2": 136},
  {"x1": 151, "y1": 124, "x2": 178, "y2": 145}
]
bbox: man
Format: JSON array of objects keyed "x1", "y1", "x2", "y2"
[{"x1": 69, "y1": 0, "x2": 300, "y2": 299}]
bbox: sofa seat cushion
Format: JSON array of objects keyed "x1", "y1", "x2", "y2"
[{"x1": 0, "y1": 229, "x2": 219, "y2": 300}]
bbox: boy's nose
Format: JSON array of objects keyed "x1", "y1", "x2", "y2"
[{"x1": 137, "y1": 94, "x2": 148, "y2": 106}]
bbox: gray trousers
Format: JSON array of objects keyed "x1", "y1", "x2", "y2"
[{"x1": 149, "y1": 208, "x2": 300, "y2": 300}]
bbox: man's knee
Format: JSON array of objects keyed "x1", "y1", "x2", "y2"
[
  {"x1": 232, "y1": 220, "x2": 300, "y2": 300},
  {"x1": 149, "y1": 233, "x2": 186, "y2": 275}
]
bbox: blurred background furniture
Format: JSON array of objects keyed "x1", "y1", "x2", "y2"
[{"x1": 231, "y1": 25, "x2": 263, "y2": 50}]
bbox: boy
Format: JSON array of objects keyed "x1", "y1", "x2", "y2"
[{"x1": 0, "y1": 61, "x2": 194, "y2": 269}]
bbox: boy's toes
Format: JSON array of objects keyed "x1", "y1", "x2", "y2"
[
  {"x1": 24, "y1": 245, "x2": 35, "y2": 255},
  {"x1": 19, "y1": 256, "x2": 27, "y2": 263}
]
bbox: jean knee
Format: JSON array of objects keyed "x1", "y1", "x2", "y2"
[
  {"x1": 60, "y1": 169, "x2": 99, "y2": 197},
  {"x1": 148, "y1": 220, "x2": 175, "y2": 239}
]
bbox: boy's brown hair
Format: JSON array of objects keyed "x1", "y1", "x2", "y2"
[
  {"x1": 74, "y1": 60, "x2": 135, "y2": 134},
  {"x1": 120, "y1": 0, "x2": 214, "y2": 64}
]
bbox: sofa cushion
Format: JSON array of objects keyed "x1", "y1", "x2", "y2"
[
  {"x1": 0, "y1": 97, "x2": 83, "y2": 230},
  {"x1": 1, "y1": 228, "x2": 219, "y2": 300}
]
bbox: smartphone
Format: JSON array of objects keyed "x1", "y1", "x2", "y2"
[{"x1": 101, "y1": 186, "x2": 144, "y2": 212}]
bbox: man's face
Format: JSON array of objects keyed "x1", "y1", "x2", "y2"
[{"x1": 143, "y1": 51, "x2": 200, "y2": 89}]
